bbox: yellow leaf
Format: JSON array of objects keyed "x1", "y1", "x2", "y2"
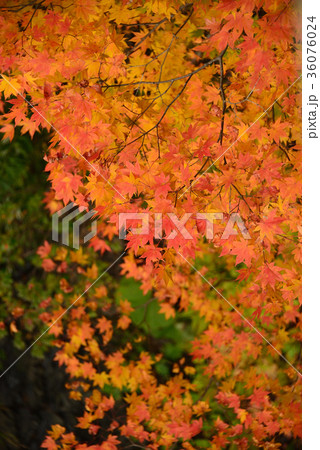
[
  {"x1": 1, "y1": 124, "x2": 14, "y2": 142},
  {"x1": 0, "y1": 77, "x2": 21, "y2": 99},
  {"x1": 70, "y1": 247, "x2": 89, "y2": 265}
]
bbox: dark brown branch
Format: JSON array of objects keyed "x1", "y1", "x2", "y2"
[
  {"x1": 126, "y1": 18, "x2": 167, "y2": 56},
  {"x1": 231, "y1": 183, "x2": 253, "y2": 213},
  {"x1": 22, "y1": 0, "x2": 44, "y2": 31},
  {"x1": 103, "y1": 46, "x2": 228, "y2": 90},
  {"x1": 157, "y1": 7, "x2": 194, "y2": 101},
  {"x1": 156, "y1": 126, "x2": 160, "y2": 159},
  {"x1": 120, "y1": 74, "x2": 193, "y2": 150},
  {"x1": 128, "y1": 81, "x2": 174, "y2": 129},
  {"x1": 217, "y1": 45, "x2": 228, "y2": 145},
  {"x1": 278, "y1": 144, "x2": 291, "y2": 161},
  {"x1": 172, "y1": 47, "x2": 228, "y2": 195},
  {"x1": 0, "y1": 1, "x2": 39, "y2": 12},
  {"x1": 193, "y1": 157, "x2": 210, "y2": 180},
  {"x1": 120, "y1": 21, "x2": 166, "y2": 27}
]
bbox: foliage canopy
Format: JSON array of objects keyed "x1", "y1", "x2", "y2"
[{"x1": 0, "y1": 0, "x2": 301, "y2": 448}]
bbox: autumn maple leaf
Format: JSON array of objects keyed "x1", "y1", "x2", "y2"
[
  {"x1": 37, "y1": 240, "x2": 51, "y2": 258},
  {"x1": 256, "y1": 263, "x2": 283, "y2": 289},
  {"x1": 254, "y1": 210, "x2": 284, "y2": 242},
  {"x1": 1, "y1": 123, "x2": 14, "y2": 141}
]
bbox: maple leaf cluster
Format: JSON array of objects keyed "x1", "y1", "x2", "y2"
[{"x1": 0, "y1": 0, "x2": 301, "y2": 448}]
